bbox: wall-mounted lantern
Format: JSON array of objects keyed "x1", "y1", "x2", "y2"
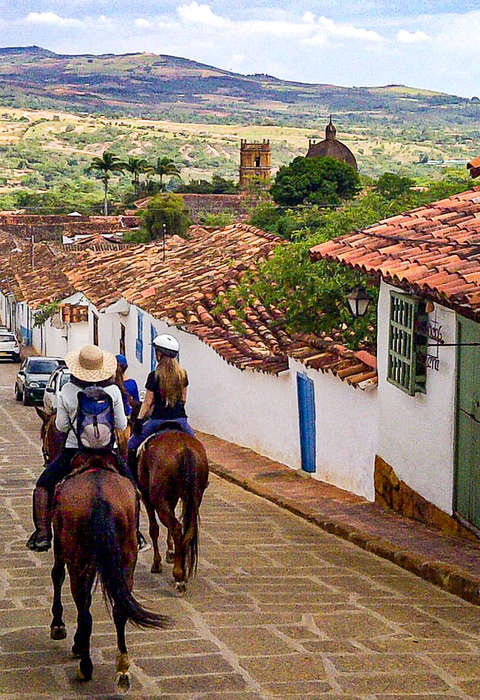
[{"x1": 347, "y1": 286, "x2": 371, "y2": 319}]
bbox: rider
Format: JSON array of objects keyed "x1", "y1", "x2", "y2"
[
  {"x1": 26, "y1": 344, "x2": 135, "y2": 552},
  {"x1": 115, "y1": 354, "x2": 139, "y2": 416},
  {"x1": 127, "y1": 334, "x2": 194, "y2": 480}
]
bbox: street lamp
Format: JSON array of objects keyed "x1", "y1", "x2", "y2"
[{"x1": 347, "y1": 286, "x2": 371, "y2": 319}]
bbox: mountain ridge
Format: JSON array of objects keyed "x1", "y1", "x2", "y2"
[{"x1": 0, "y1": 45, "x2": 469, "y2": 125}]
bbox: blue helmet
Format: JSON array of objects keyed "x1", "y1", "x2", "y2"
[{"x1": 116, "y1": 353, "x2": 128, "y2": 370}]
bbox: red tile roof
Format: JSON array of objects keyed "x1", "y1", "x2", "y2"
[
  {"x1": 60, "y1": 223, "x2": 376, "y2": 385},
  {"x1": 0, "y1": 225, "x2": 376, "y2": 387},
  {"x1": 310, "y1": 187, "x2": 480, "y2": 319}
]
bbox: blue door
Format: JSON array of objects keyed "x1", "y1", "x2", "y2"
[
  {"x1": 297, "y1": 372, "x2": 316, "y2": 473},
  {"x1": 150, "y1": 324, "x2": 157, "y2": 372}
]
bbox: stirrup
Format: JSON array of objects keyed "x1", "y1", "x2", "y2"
[{"x1": 26, "y1": 530, "x2": 51, "y2": 552}]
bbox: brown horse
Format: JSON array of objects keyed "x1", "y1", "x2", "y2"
[
  {"x1": 137, "y1": 430, "x2": 209, "y2": 594},
  {"x1": 35, "y1": 407, "x2": 65, "y2": 465},
  {"x1": 50, "y1": 452, "x2": 169, "y2": 690}
]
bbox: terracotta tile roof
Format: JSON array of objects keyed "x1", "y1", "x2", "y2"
[
  {"x1": 60, "y1": 223, "x2": 376, "y2": 386},
  {"x1": 0, "y1": 213, "x2": 139, "y2": 240},
  {"x1": 0, "y1": 232, "x2": 73, "y2": 309},
  {"x1": 309, "y1": 187, "x2": 480, "y2": 320}
]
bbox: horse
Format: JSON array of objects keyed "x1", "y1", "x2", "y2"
[
  {"x1": 137, "y1": 429, "x2": 209, "y2": 594},
  {"x1": 35, "y1": 407, "x2": 65, "y2": 465},
  {"x1": 50, "y1": 452, "x2": 169, "y2": 690}
]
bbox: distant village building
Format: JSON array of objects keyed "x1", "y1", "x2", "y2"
[
  {"x1": 239, "y1": 140, "x2": 271, "y2": 189},
  {"x1": 307, "y1": 117, "x2": 358, "y2": 171}
]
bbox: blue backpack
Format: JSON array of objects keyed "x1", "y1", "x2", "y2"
[{"x1": 76, "y1": 386, "x2": 115, "y2": 450}]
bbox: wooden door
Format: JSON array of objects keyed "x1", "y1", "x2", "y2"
[
  {"x1": 455, "y1": 316, "x2": 480, "y2": 529},
  {"x1": 296, "y1": 372, "x2": 316, "y2": 473}
]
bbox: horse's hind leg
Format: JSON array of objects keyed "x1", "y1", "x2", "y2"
[
  {"x1": 166, "y1": 497, "x2": 178, "y2": 563},
  {"x1": 156, "y1": 506, "x2": 184, "y2": 592},
  {"x1": 166, "y1": 529, "x2": 175, "y2": 563},
  {"x1": 50, "y1": 542, "x2": 67, "y2": 640},
  {"x1": 71, "y1": 574, "x2": 94, "y2": 682},
  {"x1": 144, "y1": 500, "x2": 162, "y2": 573},
  {"x1": 113, "y1": 603, "x2": 130, "y2": 692}
]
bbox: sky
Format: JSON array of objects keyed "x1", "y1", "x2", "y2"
[{"x1": 1, "y1": 1, "x2": 479, "y2": 97}]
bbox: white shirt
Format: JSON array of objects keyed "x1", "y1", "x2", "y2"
[{"x1": 56, "y1": 381, "x2": 128, "y2": 449}]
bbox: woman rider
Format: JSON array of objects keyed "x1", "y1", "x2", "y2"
[
  {"x1": 26, "y1": 345, "x2": 135, "y2": 552},
  {"x1": 127, "y1": 334, "x2": 194, "y2": 479},
  {"x1": 115, "y1": 353, "x2": 140, "y2": 417}
]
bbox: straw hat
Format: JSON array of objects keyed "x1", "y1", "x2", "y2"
[{"x1": 65, "y1": 345, "x2": 117, "y2": 382}]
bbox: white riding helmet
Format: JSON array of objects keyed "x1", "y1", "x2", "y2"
[{"x1": 152, "y1": 333, "x2": 179, "y2": 358}]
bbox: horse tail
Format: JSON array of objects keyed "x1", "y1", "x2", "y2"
[
  {"x1": 180, "y1": 447, "x2": 201, "y2": 579},
  {"x1": 91, "y1": 497, "x2": 169, "y2": 629}
]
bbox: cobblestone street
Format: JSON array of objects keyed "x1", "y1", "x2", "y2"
[{"x1": 2, "y1": 362, "x2": 480, "y2": 699}]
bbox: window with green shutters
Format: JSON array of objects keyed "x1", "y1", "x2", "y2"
[{"x1": 387, "y1": 292, "x2": 427, "y2": 396}]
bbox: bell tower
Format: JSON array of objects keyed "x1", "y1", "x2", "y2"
[{"x1": 239, "y1": 140, "x2": 271, "y2": 189}]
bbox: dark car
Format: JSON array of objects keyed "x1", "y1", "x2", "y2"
[{"x1": 15, "y1": 356, "x2": 66, "y2": 406}]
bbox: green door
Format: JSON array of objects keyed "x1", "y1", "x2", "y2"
[{"x1": 455, "y1": 316, "x2": 480, "y2": 529}]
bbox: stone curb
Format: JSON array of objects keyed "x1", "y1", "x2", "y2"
[{"x1": 209, "y1": 460, "x2": 480, "y2": 607}]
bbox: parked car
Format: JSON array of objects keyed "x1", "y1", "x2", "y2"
[
  {"x1": 0, "y1": 330, "x2": 20, "y2": 362},
  {"x1": 15, "y1": 357, "x2": 66, "y2": 406},
  {"x1": 43, "y1": 366, "x2": 71, "y2": 414}
]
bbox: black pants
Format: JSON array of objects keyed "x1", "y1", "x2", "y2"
[{"x1": 36, "y1": 448, "x2": 135, "y2": 496}]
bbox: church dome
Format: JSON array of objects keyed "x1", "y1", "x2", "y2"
[{"x1": 306, "y1": 117, "x2": 358, "y2": 170}]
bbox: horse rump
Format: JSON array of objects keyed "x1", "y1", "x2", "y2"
[{"x1": 180, "y1": 446, "x2": 202, "y2": 580}]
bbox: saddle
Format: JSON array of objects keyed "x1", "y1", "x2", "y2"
[{"x1": 136, "y1": 421, "x2": 188, "y2": 458}]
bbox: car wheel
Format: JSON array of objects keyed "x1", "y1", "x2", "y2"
[
  {"x1": 15, "y1": 384, "x2": 22, "y2": 401},
  {"x1": 23, "y1": 390, "x2": 30, "y2": 406}
]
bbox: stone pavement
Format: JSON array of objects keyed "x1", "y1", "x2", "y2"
[
  {"x1": 3, "y1": 360, "x2": 480, "y2": 698},
  {"x1": 199, "y1": 433, "x2": 480, "y2": 608}
]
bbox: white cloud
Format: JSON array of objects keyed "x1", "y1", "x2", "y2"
[
  {"x1": 397, "y1": 29, "x2": 429, "y2": 43},
  {"x1": 177, "y1": 2, "x2": 229, "y2": 28},
  {"x1": 135, "y1": 18, "x2": 152, "y2": 29},
  {"x1": 24, "y1": 11, "x2": 84, "y2": 28}
]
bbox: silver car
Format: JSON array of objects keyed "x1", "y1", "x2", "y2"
[
  {"x1": 43, "y1": 366, "x2": 71, "y2": 414},
  {"x1": 0, "y1": 330, "x2": 20, "y2": 362}
]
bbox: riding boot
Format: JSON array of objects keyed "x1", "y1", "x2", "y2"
[
  {"x1": 26, "y1": 486, "x2": 51, "y2": 552},
  {"x1": 127, "y1": 448, "x2": 138, "y2": 484},
  {"x1": 136, "y1": 493, "x2": 150, "y2": 552}
]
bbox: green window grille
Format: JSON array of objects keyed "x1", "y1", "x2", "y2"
[{"x1": 387, "y1": 292, "x2": 427, "y2": 396}]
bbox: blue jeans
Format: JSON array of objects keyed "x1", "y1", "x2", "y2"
[{"x1": 128, "y1": 417, "x2": 195, "y2": 453}]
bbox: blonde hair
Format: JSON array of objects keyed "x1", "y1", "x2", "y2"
[{"x1": 155, "y1": 355, "x2": 186, "y2": 406}]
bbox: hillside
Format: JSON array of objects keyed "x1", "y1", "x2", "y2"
[{"x1": 0, "y1": 46, "x2": 474, "y2": 126}]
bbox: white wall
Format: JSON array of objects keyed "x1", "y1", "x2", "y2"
[
  {"x1": 377, "y1": 281, "x2": 457, "y2": 513},
  {"x1": 101, "y1": 305, "x2": 377, "y2": 498},
  {"x1": 290, "y1": 358, "x2": 378, "y2": 500}
]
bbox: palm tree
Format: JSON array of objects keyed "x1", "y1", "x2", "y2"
[
  {"x1": 122, "y1": 156, "x2": 152, "y2": 195},
  {"x1": 87, "y1": 151, "x2": 125, "y2": 215},
  {"x1": 154, "y1": 157, "x2": 182, "y2": 191}
]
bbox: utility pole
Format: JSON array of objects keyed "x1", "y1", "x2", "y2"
[{"x1": 162, "y1": 222, "x2": 166, "y2": 262}]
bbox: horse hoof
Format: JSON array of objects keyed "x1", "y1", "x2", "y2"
[
  {"x1": 175, "y1": 581, "x2": 186, "y2": 595},
  {"x1": 166, "y1": 550, "x2": 175, "y2": 563},
  {"x1": 151, "y1": 563, "x2": 162, "y2": 574},
  {"x1": 116, "y1": 672, "x2": 131, "y2": 694},
  {"x1": 50, "y1": 624, "x2": 67, "y2": 640},
  {"x1": 77, "y1": 658, "x2": 93, "y2": 682}
]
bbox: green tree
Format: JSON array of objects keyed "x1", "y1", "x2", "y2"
[
  {"x1": 87, "y1": 151, "x2": 124, "y2": 215},
  {"x1": 141, "y1": 193, "x2": 191, "y2": 241},
  {"x1": 270, "y1": 156, "x2": 360, "y2": 207},
  {"x1": 154, "y1": 157, "x2": 182, "y2": 191},
  {"x1": 375, "y1": 172, "x2": 414, "y2": 199},
  {"x1": 122, "y1": 156, "x2": 152, "y2": 195}
]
